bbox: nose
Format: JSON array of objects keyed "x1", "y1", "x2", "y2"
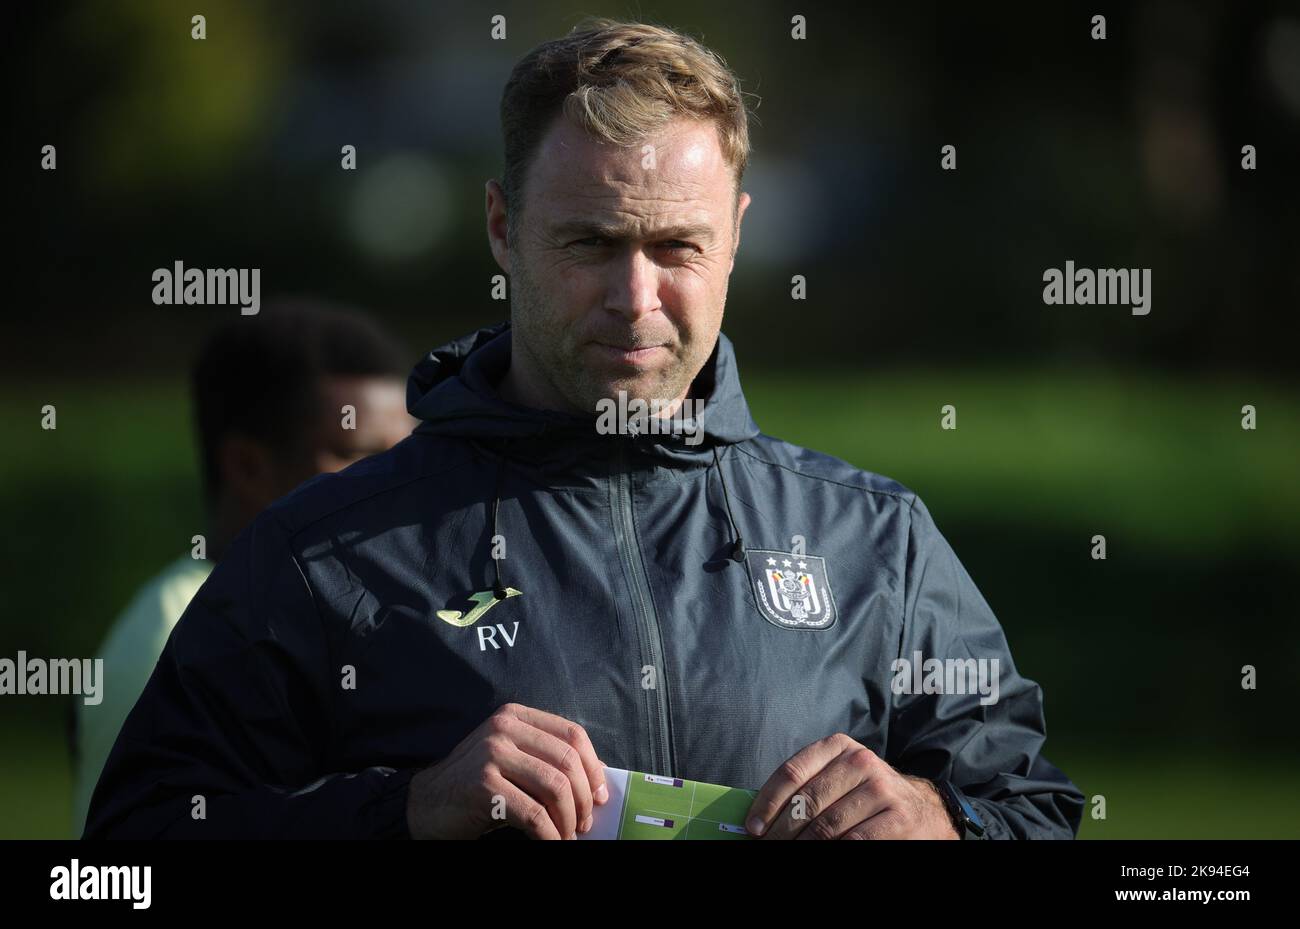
[{"x1": 603, "y1": 246, "x2": 662, "y2": 323}]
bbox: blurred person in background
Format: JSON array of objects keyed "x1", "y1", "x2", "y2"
[{"x1": 71, "y1": 301, "x2": 416, "y2": 836}]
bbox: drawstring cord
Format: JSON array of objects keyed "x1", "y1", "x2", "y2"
[
  {"x1": 490, "y1": 444, "x2": 510, "y2": 599},
  {"x1": 711, "y1": 445, "x2": 746, "y2": 562}
]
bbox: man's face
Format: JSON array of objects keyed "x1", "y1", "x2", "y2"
[
  {"x1": 489, "y1": 116, "x2": 751, "y2": 415},
  {"x1": 275, "y1": 375, "x2": 416, "y2": 494}
]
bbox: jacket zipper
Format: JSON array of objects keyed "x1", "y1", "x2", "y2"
[{"x1": 610, "y1": 438, "x2": 675, "y2": 777}]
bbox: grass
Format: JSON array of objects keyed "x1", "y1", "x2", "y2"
[{"x1": 743, "y1": 366, "x2": 1300, "y2": 556}]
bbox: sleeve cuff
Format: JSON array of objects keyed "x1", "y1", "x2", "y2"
[{"x1": 368, "y1": 766, "x2": 420, "y2": 839}]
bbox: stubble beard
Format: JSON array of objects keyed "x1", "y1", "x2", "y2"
[{"x1": 510, "y1": 254, "x2": 705, "y2": 417}]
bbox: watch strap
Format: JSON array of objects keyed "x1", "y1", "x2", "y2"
[{"x1": 936, "y1": 779, "x2": 987, "y2": 840}]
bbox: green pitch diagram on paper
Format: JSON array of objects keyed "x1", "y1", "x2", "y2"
[{"x1": 579, "y1": 767, "x2": 757, "y2": 840}]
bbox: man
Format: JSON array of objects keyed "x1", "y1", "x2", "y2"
[
  {"x1": 73, "y1": 301, "x2": 415, "y2": 837},
  {"x1": 86, "y1": 18, "x2": 1083, "y2": 840}
]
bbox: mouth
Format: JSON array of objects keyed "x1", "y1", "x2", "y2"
[{"x1": 588, "y1": 342, "x2": 668, "y2": 366}]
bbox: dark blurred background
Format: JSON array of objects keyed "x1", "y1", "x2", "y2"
[{"x1": 3, "y1": 0, "x2": 1298, "y2": 837}]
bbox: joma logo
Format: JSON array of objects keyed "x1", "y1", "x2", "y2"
[{"x1": 435, "y1": 588, "x2": 523, "y2": 652}]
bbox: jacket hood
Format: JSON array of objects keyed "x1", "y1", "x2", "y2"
[
  {"x1": 407, "y1": 321, "x2": 759, "y2": 580},
  {"x1": 406, "y1": 322, "x2": 761, "y2": 459}
]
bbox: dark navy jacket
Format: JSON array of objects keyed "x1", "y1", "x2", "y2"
[{"x1": 85, "y1": 323, "x2": 1084, "y2": 839}]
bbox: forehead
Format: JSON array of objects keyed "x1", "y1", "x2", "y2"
[{"x1": 526, "y1": 116, "x2": 733, "y2": 231}]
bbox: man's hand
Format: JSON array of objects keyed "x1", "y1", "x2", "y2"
[
  {"x1": 745, "y1": 733, "x2": 958, "y2": 839},
  {"x1": 406, "y1": 703, "x2": 609, "y2": 840}
]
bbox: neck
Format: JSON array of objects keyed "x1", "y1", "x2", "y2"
[{"x1": 497, "y1": 351, "x2": 583, "y2": 415}]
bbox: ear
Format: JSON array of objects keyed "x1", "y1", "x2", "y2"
[
  {"x1": 216, "y1": 434, "x2": 280, "y2": 513},
  {"x1": 730, "y1": 190, "x2": 752, "y2": 274},
  {"x1": 485, "y1": 179, "x2": 512, "y2": 275}
]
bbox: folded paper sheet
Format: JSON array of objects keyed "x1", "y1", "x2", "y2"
[{"x1": 579, "y1": 767, "x2": 757, "y2": 840}]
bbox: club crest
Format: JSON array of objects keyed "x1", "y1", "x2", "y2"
[{"x1": 745, "y1": 550, "x2": 837, "y2": 630}]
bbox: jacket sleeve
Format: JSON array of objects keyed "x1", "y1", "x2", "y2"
[
  {"x1": 83, "y1": 508, "x2": 417, "y2": 839},
  {"x1": 885, "y1": 494, "x2": 1085, "y2": 839}
]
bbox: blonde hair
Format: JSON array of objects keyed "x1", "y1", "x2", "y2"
[{"x1": 499, "y1": 17, "x2": 754, "y2": 245}]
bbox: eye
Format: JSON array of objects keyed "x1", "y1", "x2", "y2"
[{"x1": 569, "y1": 236, "x2": 696, "y2": 256}]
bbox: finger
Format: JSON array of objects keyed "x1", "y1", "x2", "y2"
[
  {"x1": 503, "y1": 704, "x2": 608, "y2": 807},
  {"x1": 484, "y1": 773, "x2": 564, "y2": 840},
  {"x1": 842, "y1": 807, "x2": 908, "y2": 840},
  {"x1": 495, "y1": 745, "x2": 580, "y2": 839},
  {"x1": 764, "y1": 745, "x2": 878, "y2": 840},
  {"x1": 794, "y1": 780, "x2": 891, "y2": 840},
  {"x1": 746, "y1": 734, "x2": 855, "y2": 837},
  {"x1": 500, "y1": 714, "x2": 596, "y2": 833}
]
